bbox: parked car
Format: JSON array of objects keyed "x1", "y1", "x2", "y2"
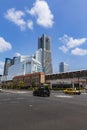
[
  {"x1": 64, "y1": 88, "x2": 81, "y2": 95},
  {"x1": 33, "y1": 87, "x2": 50, "y2": 97}
]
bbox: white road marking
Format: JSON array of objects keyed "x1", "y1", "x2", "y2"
[
  {"x1": 3, "y1": 90, "x2": 29, "y2": 94},
  {"x1": 29, "y1": 105, "x2": 32, "y2": 107},
  {"x1": 55, "y1": 95, "x2": 73, "y2": 98},
  {"x1": 15, "y1": 91, "x2": 28, "y2": 94},
  {"x1": 82, "y1": 93, "x2": 87, "y2": 95}
]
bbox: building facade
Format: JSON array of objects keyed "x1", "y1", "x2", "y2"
[
  {"x1": 45, "y1": 69, "x2": 87, "y2": 88},
  {"x1": 13, "y1": 72, "x2": 45, "y2": 88},
  {"x1": 35, "y1": 48, "x2": 43, "y2": 64},
  {"x1": 8, "y1": 56, "x2": 43, "y2": 80},
  {"x1": 38, "y1": 34, "x2": 53, "y2": 75},
  {"x1": 3, "y1": 58, "x2": 13, "y2": 75},
  {"x1": 59, "y1": 62, "x2": 69, "y2": 73}
]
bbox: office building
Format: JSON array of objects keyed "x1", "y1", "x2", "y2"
[
  {"x1": 38, "y1": 34, "x2": 53, "y2": 74},
  {"x1": 59, "y1": 62, "x2": 69, "y2": 73},
  {"x1": 7, "y1": 55, "x2": 43, "y2": 80},
  {"x1": 35, "y1": 48, "x2": 43, "y2": 64},
  {"x1": 3, "y1": 58, "x2": 12, "y2": 75}
]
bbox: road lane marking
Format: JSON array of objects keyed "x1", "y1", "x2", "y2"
[
  {"x1": 55, "y1": 95, "x2": 73, "y2": 98},
  {"x1": 82, "y1": 93, "x2": 87, "y2": 95},
  {"x1": 29, "y1": 105, "x2": 32, "y2": 107}
]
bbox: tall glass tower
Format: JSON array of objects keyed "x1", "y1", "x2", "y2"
[
  {"x1": 38, "y1": 34, "x2": 53, "y2": 74},
  {"x1": 3, "y1": 58, "x2": 12, "y2": 75},
  {"x1": 59, "y1": 62, "x2": 69, "y2": 73}
]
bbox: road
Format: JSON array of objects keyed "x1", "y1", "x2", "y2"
[{"x1": 0, "y1": 90, "x2": 87, "y2": 130}]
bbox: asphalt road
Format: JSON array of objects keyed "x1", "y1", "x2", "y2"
[{"x1": 0, "y1": 90, "x2": 87, "y2": 130}]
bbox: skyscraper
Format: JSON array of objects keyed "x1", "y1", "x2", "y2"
[
  {"x1": 59, "y1": 62, "x2": 69, "y2": 73},
  {"x1": 38, "y1": 34, "x2": 53, "y2": 74},
  {"x1": 35, "y1": 48, "x2": 43, "y2": 64},
  {"x1": 3, "y1": 58, "x2": 12, "y2": 75}
]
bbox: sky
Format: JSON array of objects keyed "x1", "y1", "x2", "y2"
[{"x1": 0, "y1": 0, "x2": 87, "y2": 74}]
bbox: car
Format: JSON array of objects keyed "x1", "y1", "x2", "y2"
[
  {"x1": 33, "y1": 87, "x2": 50, "y2": 97},
  {"x1": 64, "y1": 88, "x2": 81, "y2": 95}
]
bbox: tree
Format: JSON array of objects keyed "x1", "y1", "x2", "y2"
[{"x1": 18, "y1": 81, "x2": 24, "y2": 89}]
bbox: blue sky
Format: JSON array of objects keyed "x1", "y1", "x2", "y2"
[{"x1": 0, "y1": 0, "x2": 87, "y2": 74}]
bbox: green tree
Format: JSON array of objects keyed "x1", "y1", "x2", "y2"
[{"x1": 18, "y1": 81, "x2": 24, "y2": 89}]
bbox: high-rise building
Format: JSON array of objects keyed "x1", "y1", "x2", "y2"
[
  {"x1": 8, "y1": 56, "x2": 43, "y2": 80},
  {"x1": 38, "y1": 34, "x2": 53, "y2": 74},
  {"x1": 3, "y1": 58, "x2": 12, "y2": 75},
  {"x1": 59, "y1": 62, "x2": 69, "y2": 73},
  {"x1": 35, "y1": 48, "x2": 43, "y2": 64}
]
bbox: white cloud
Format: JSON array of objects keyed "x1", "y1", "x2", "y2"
[
  {"x1": 14, "y1": 52, "x2": 21, "y2": 57},
  {"x1": 71, "y1": 48, "x2": 87, "y2": 56},
  {"x1": 27, "y1": 20, "x2": 33, "y2": 30},
  {"x1": 4, "y1": 8, "x2": 26, "y2": 30},
  {"x1": 27, "y1": 0, "x2": 54, "y2": 28},
  {"x1": 4, "y1": 1, "x2": 54, "y2": 30},
  {"x1": 59, "y1": 34, "x2": 87, "y2": 53},
  {"x1": 0, "y1": 37, "x2": 12, "y2": 52},
  {"x1": 0, "y1": 61, "x2": 4, "y2": 75},
  {"x1": 59, "y1": 45, "x2": 68, "y2": 53}
]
